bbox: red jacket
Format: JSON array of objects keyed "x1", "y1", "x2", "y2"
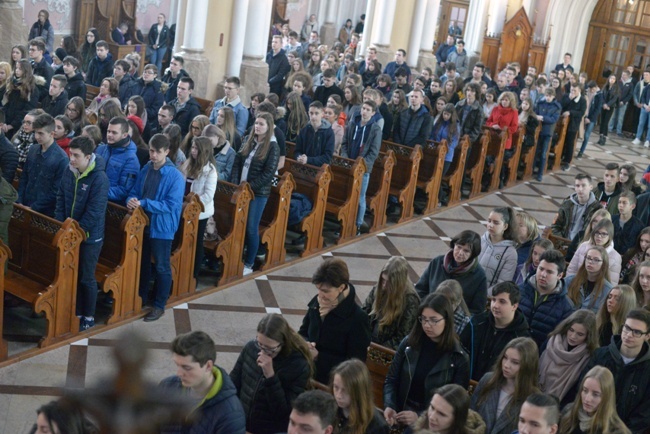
[
  {"x1": 486, "y1": 105, "x2": 519, "y2": 149},
  {"x1": 57, "y1": 137, "x2": 72, "y2": 156}
]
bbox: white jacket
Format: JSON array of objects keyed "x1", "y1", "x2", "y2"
[
  {"x1": 189, "y1": 162, "x2": 217, "y2": 220},
  {"x1": 567, "y1": 241, "x2": 621, "y2": 285}
]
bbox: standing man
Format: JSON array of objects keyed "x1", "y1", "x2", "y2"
[
  {"x1": 55, "y1": 136, "x2": 109, "y2": 331},
  {"x1": 301, "y1": 14, "x2": 320, "y2": 42},
  {"x1": 384, "y1": 49, "x2": 411, "y2": 82},
  {"x1": 161, "y1": 55, "x2": 190, "y2": 103},
  {"x1": 632, "y1": 67, "x2": 650, "y2": 148},
  {"x1": 435, "y1": 35, "x2": 456, "y2": 76},
  {"x1": 392, "y1": 89, "x2": 432, "y2": 148},
  {"x1": 577, "y1": 81, "x2": 603, "y2": 158},
  {"x1": 29, "y1": 38, "x2": 54, "y2": 100},
  {"x1": 209, "y1": 76, "x2": 249, "y2": 136},
  {"x1": 295, "y1": 101, "x2": 334, "y2": 167},
  {"x1": 170, "y1": 77, "x2": 201, "y2": 136},
  {"x1": 148, "y1": 13, "x2": 170, "y2": 72},
  {"x1": 610, "y1": 69, "x2": 634, "y2": 136},
  {"x1": 447, "y1": 40, "x2": 469, "y2": 78},
  {"x1": 554, "y1": 53, "x2": 574, "y2": 73},
  {"x1": 113, "y1": 59, "x2": 136, "y2": 105},
  {"x1": 266, "y1": 35, "x2": 291, "y2": 99},
  {"x1": 127, "y1": 134, "x2": 184, "y2": 322},
  {"x1": 534, "y1": 88, "x2": 562, "y2": 182},
  {"x1": 593, "y1": 162, "x2": 623, "y2": 215},
  {"x1": 151, "y1": 104, "x2": 175, "y2": 136},
  {"x1": 559, "y1": 83, "x2": 587, "y2": 171}
]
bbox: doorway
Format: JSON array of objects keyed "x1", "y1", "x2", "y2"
[{"x1": 437, "y1": 0, "x2": 470, "y2": 46}]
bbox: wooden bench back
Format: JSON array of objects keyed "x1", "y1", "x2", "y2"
[
  {"x1": 519, "y1": 124, "x2": 542, "y2": 180},
  {"x1": 367, "y1": 150, "x2": 395, "y2": 232},
  {"x1": 260, "y1": 172, "x2": 295, "y2": 271},
  {"x1": 442, "y1": 135, "x2": 470, "y2": 206},
  {"x1": 169, "y1": 193, "x2": 204, "y2": 303},
  {"x1": 366, "y1": 343, "x2": 396, "y2": 409},
  {"x1": 0, "y1": 239, "x2": 11, "y2": 361},
  {"x1": 547, "y1": 116, "x2": 570, "y2": 172},
  {"x1": 86, "y1": 85, "x2": 100, "y2": 108},
  {"x1": 505, "y1": 125, "x2": 525, "y2": 187},
  {"x1": 195, "y1": 97, "x2": 214, "y2": 117},
  {"x1": 327, "y1": 156, "x2": 366, "y2": 242},
  {"x1": 418, "y1": 140, "x2": 448, "y2": 214},
  {"x1": 483, "y1": 127, "x2": 509, "y2": 192},
  {"x1": 464, "y1": 134, "x2": 489, "y2": 198},
  {"x1": 100, "y1": 203, "x2": 148, "y2": 268},
  {"x1": 380, "y1": 141, "x2": 422, "y2": 222}
]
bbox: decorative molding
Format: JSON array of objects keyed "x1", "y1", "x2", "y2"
[
  {"x1": 137, "y1": 0, "x2": 163, "y2": 14},
  {"x1": 31, "y1": 0, "x2": 72, "y2": 30}
]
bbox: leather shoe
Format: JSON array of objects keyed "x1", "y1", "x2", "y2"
[{"x1": 143, "y1": 307, "x2": 164, "y2": 322}]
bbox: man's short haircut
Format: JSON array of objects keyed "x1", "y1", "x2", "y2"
[
  {"x1": 510, "y1": 62, "x2": 521, "y2": 69},
  {"x1": 171, "y1": 331, "x2": 216, "y2": 366},
  {"x1": 292, "y1": 390, "x2": 337, "y2": 429},
  {"x1": 96, "y1": 40, "x2": 109, "y2": 50},
  {"x1": 149, "y1": 132, "x2": 170, "y2": 151},
  {"x1": 450, "y1": 230, "x2": 482, "y2": 260},
  {"x1": 289, "y1": 30, "x2": 299, "y2": 39},
  {"x1": 585, "y1": 80, "x2": 598, "y2": 89},
  {"x1": 69, "y1": 136, "x2": 95, "y2": 156},
  {"x1": 63, "y1": 56, "x2": 81, "y2": 69},
  {"x1": 309, "y1": 101, "x2": 324, "y2": 111},
  {"x1": 570, "y1": 82, "x2": 582, "y2": 90},
  {"x1": 272, "y1": 35, "x2": 282, "y2": 42},
  {"x1": 491, "y1": 281, "x2": 521, "y2": 304},
  {"x1": 322, "y1": 68, "x2": 336, "y2": 78},
  {"x1": 619, "y1": 189, "x2": 637, "y2": 205},
  {"x1": 544, "y1": 87, "x2": 556, "y2": 97},
  {"x1": 363, "y1": 99, "x2": 377, "y2": 112},
  {"x1": 539, "y1": 249, "x2": 566, "y2": 275},
  {"x1": 33, "y1": 113, "x2": 55, "y2": 132},
  {"x1": 115, "y1": 59, "x2": 131, "y2": 72},
  {"x1": 397, "y1": 48, "x2": 407, "y2": 56},
  {"x1": 172, "y1": 54, "x2": 185, "y2": 65},
  {"x1": 456, "y1": 40, "x2": 465, "y2": 46},
  {"x1": 160, "y1": 104, "x2": 176, "y2": 117},
  {"x1": 256, "y1": 101, "x2": 276, "y2": 115},
  {"x1": 575, "y1": 173, "x2": 593, "y2": 183},
  {"x1": 179, "y1": 76, "x2": 194, "y2": 90},
  {"x1": 445, "y1": 62, "x2": 457, "y2": 72},
  {"x1": 474, "y1": 62, "x2": 485, "y2": 73},
  {"x1": 564, "y1": 52, "x2": 572, "y2": 58},
  {"x1": 536, "y1": 77, "x2": 548, "y2": 87},
  {"x1": 144, "y1": 63, "x2": 158, "y2": 75},
  {"x1": 29, "y1": 39, "x2": 45, "y2": 52},
  {"x1": 395, "y1": 67, "x2": 408, "y2": 78},
  {"x1": 432, "y1": 77, "x2": 442, "y2": 86},
  {"x1": 506, "y1": 66, "x2": 517, "y2": 74},
  {"x1": 627, "y1": 308, "x2": 650, "y2": 332},
  {"x1": 51, "y1": 74, "x2": 68, "y2": 87},
  {"x1": 109, "y1": 116, "x2": 129, "y2": 134},
  {"x1": 225, "y1": 76, "x2": 241, "y2": 87},
  {"x1": 524, "y1": 393, "x2": 560, "y2": 426},
  {"x1": 605, "y1": 162, "x2": 620, "y2": 172}
]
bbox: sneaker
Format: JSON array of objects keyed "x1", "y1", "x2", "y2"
[
  {"x1": 561, "y1": 163, "x2": 570, "y2": 172},
  {"x1": 243, "y1": 266, "x2": 254, "y2": 276},
  {"x1": 536, "y1": 174, "x2": 543, "y2": 182},
  {"x1": 80, "y1": 317, "x2": 95, "y2": 331},
  {"x1": 143, "y1": 307, "x2": 164, "y2": 322},
  {"x1": 576, "y1": 152, "x2": 584, "y2": 159},
  {"x1": 645, "y1": 141, "x2": 650, "y2": 148},
  {"x1": 632, "y1": 138, "x2": 642, "y2": 146}
]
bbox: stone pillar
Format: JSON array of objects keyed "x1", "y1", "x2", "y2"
[
  {"x1": 464, "y1": 0, "x2": 489, "y2": 56},
  {"x1": 226, "y1": 0, "x2": 250, "y2": 78},
  {"x1": 358, "y1": 0, "x2": 377, "y2": 59},
  {"x1": 407, "y1": 0, "x2": 428, "y2": 69},
  {"x1": 172, "y1": 0, "x2": 188, "y2": 55},
  {"x1": 417, "y1": 0, "x2": 440, "y2": 71},
  {"x1": 0, "y1": 0, "x2": 28, "y2": 48},
  {"x1": 239, "y1": 0, "x2": 273, "y2": 102},
  {"x1": 320, "y1": 0, "x2": 340, "y2": 48},
  {"x1": 487, "y1": 0, "x2": 508, "y2": 35},
  {"x1": 179, "y1": 0, "x2": 211, "y2": 97},
  {"x1": 370, "y1": 0, "x2": 398, "y2": 69}
]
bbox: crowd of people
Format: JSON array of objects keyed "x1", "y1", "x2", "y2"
[{"x1": 9, "y1": 9, "x2": 650, "y2": 434}]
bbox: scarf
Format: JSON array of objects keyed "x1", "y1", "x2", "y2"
[
  {"x1": 318, "y1": 287, "x2": 349, "y2": 318},
  {"x1": 578, "y1": 408, "x2": 592, "y2": 432},
  {"x1": 442, "y1": 249, "x2": 476, "y2": 276},
  {"x1": 539, "y1": 334, "x2": 590, "y2": 401}
]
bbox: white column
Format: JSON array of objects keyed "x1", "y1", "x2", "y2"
[
  {"x1": 371, "y1": 0, "x2": 397, "y2": 46},
  {"x1": 358, "y1": 0, "x2": 376, "y2": 56},
  {"x1": 487, "y1": 0, "x2": 508, "y2": 35},
  {"x1": 243, "y1": 0, "x2": 273, "y2": 59},
  {"x1": 172, "y1": 0, "x2": 187, "y2": 54},
  {"x1": 326, "y1": 0, "x2": 339, "y2": 24},
  {"x1": 407, "y1": 0, "x2": 428, "y2": 66},
  {"x1": 226, "y1": 0, "x2": 250, "y2": 77},
  {"x1": 181, "y1": 0, "x2": 208, "y2": 52},
  {"x1": 318, "y1": 0, "x2": 328, "y2": 26},
  {"x1": 464, "y1": 0, "x2": 489, "y2": 54},
  {"x1": 420, "y1": 0, "x2": 440, "y2": 52}
]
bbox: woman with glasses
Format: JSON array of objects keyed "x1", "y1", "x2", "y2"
[
  {"x1": 565, "y1": 245, "x2": 613, "y2": 313},
  {"x1": 230, "y1": 313, "x2": 313, "y2": 434},
  {"x1": 567, "y1": 219, "x2": 622, "y2": 284},
  {"x1": 180, "y1": 114, "x2": 209, "y2": 156},
  {"x1": 129, "y1": 64, "x2": 164, "y2": 132},
  {"x1": 566, "y1": 209, "x2": 611, "y2": 263},
  {"x1": 65, "y1": 97, "x2": 89, "y2": 137},
  {"x1": 80, "y1": 28, "x2": 99, "y2": 74},
  {"x1": 539, "y1": 309, "x2": 598, "y2": 407},
  {"x1": 631, "y1": 260, "x2": 650, "y2": 307},
  {"x1": 597, "y1": 284, "x2": 637, "y2": 346},
  {"x1": 383, "y1": 293, "x2": 469, "y2": 431}
]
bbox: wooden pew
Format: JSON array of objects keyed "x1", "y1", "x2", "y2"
[
  {"x1": 205, "y1": 181, "x2": 253, "y2": 285},
  {"x1": 85, "y1": 85, "x2": 100, "y2": 107},
  {"x1": 95, "y1": 203, "x2": 148, "y2": 324},
  {"x1": 168, "y1": 193, "x2": 203, "y2": 304},
  {"x1": 366, "y1": 150, "x2": 395, "y2": 232},
  {"x1": 259, "y1": 172, "x2": 295, "y2": 271},
  {"x1": 441, "y1": 135, "x2": 470, "y2": 206},
  {"x1": 482, "y1": 127, "x2": 509, "y2": 192},
  {"x1": 381, "y1": 141, "x2": 422, "y2": 223},
  {"x1": 0, "y1": 239, "x2": 11, "y2": 361},
  {"x1": 417, "y1": 140, "x2": 448, "y2": 214},
  {"x1": 281, "y1": 160, "x2": 332, "y2": 257},
  {"x1": 326, "y1": 156, "x2": 366, "y2": 243},
  {"x1": 6, "y1": 205, "x2": 85, "y2": 347},
  {"x1": 464, "y1": 133, "x2": 489, "y2": 198},
  {"x1": 366, "y1": 342, "x2": 396, "y2": 409},
  {"x1": 518, "y1": 124, "x2": 542, "y2": 181},
  {"x1": 547, "y1": 116, "x2": 569, "y2": 172},
  {"x1": 194, "y1": 97, "x2": 214, "y2": 117},
  {"x1": 504, "y1": 125, "x2": 525, "y2": 187}
]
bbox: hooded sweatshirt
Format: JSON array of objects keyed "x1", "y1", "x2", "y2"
[
  {"x1": 340, "y1": 111, "x2": 382, "y2": 174},
  {"x1": 478, "y1": 231, "x2": 518, "y2": 288},
  {"x1": 552, "y1": 192, "x2": 602, "y2": 240}
]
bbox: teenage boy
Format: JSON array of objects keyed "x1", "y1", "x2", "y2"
[
  {"x1": 426, "y1": 78, "x2": 443, "y2": 103},
  {"x1": 55, "y1": 136, "x2": 109, "y2": 330},
  {"x1": 170, "y1": 77, "x2": 201, "y2": 136},
  {"x1": 393, "y1": 67, "x2": 412, "y2": 95},
  {"x1": 447, "y1": 40, "x2": 468, "y2": 77},
  {"x1": 612, "y1": 190, "x2": 645, "y2": 255},
  {"x1": 518, "y1": 249, "x2": 574, "y2": 347},
  {"x1": 294, "y1": 101, "x2": 334, "y2": 167},
  {"x1": 126, "y1": 134, "x2": 184, "y2": 322},
  {"x1": 161, "y1": 55, "x2": 190, "y2": 102},
  {"x1": 42, "y1": 74, "x2": 69, "y2": 117},
  {"x1": 17, "y1": 113, "x2": 68, "y2": 217},
  {"x1": 85, "y1": 40, "x2": 114, "y2": 87},
  {"x1": 314, "y1": 69, "x2": 344, "y2": 105},
  {"x1": 577, "y1": 81, "x2": 603, "y2": 158},
  {"x1": 392, "y1": 89, "x2": 432, "y2": 148},
  {"x1": 460, "y1": 281, "x2": 530, "y2": 381},
  {"x1": 266, "y1": 35, "x2": 291, "y2": 98},
  {"x1": 513, "y1": 393, "x2": 560, "y2": 434},
  {"x1": 288, "y1": 390, "x2": 337, "y2": 434},
  {"x1": 534, "y1": 88, "x2": 562, "y2": 182},
  {"x1": 62, "y1": 56, "x2": 87, "y2": 100},
  {"x1": 455, "y1": 82, "x2": 484, "y2": 144},
  {"x1": 554, "y1": 52, "x2": 574, "y2": 73},
  {"x1": 581, "y1": 309, "x2": 650, "y2": 432},
  {"x1": 113, "y1": 59, "x2": 136, "y2": 105},
  {"x1": 551, "y1": 173, "x2": 601, "y2": 240},
  {"x1": 610, "y1": 69, "x2": 634, "y2": 136},
  {"x1": 152, "y1": 104, "x2": 175, "y2": 136},
  {"x1": 160, "y1": 331, "x2": 246, "y2": 433},
  {"x1": 29, "y1": 38, "x2": 54, "y2": 93},
  {"x1": 593, "y1": 162, "x2": 623, "y2": 215},
  {"x1": 209, "y1": 76, "x2": 249, "y2": 136},
  {"x1": 632, "y1": 67, "x2": 650, "y2": 148},
  {"x1": 559, "y1": 83, "x2": 587, "y2": 171},
  {"x1": 384, "y1": 49, "x2": 411, "y2": 81}
]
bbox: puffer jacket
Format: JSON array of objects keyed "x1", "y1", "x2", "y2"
[
  {"x1": 361, "y1": 287, "x2": 420, "y2": 350},
  {"x1": 478, "y1": 231, "x2": 518, "y2": 288},
  {"x1": 231, "y1": 140, "x2": 280, "y2": 198},
  {"x1": 566, "y1": 241, "x2": 621, "y2": 285},
  {"x1": 414, "y1": 409, "x2": 486, "y2": 434},
  {"x1": 534, "y1": 98, "x2": 562, "y2": 136},
  {"x1": 384, "y1": 337, "x2": 470, "y2": 413},
  {"x1": 340, "y1": 111, "x2": 382, "y2": 174},
  {"x1": 455, "y1": 98, "x2": 484, "y2": 143},
  {"x1": 185, "y1": 162, "x2": 217, "y2": 220},
  {"x1": 294, "y1": 119, "x2": 335, "y2": 167},
  {"x1": 129, "y1": 78, "x2": 165, "y2": 130},
  {"x1": 392, "y1": 105, "x2": 432, "y2": 148},
  {"x1": 95, "y1": 137, "x2": 141, "y2": 203},
  {"x1": 229, "y1": 340, "x2": 311, "y2": 434},
  {"x1": 17, "y1": 142, "x2": 68, "y2": 217},
  {"x1": 518, "y1": 275, "x2": 574, "y2": 347}
]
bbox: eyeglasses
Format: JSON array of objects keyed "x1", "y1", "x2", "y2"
[
  {"x1": 418, "y1": 316, "x2": 445, "y2": 326},
  {"x1": 593, "y1": 231, "x2": 609, "y2": 238},
  {"x1": 622, "y1": 324, "x2": 648, "y2": 338},
  {"x1": 143, "y1": 70, "x2": 156, "y2": 75},
  {"x1": 254, "y1": 339, "x2": 281, "y2": 355},
  {"x1": 585, "y1": 256, "x2": 603, "y2": 263}
]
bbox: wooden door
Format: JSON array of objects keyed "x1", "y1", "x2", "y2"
[{"x1": 437, "y1": 0, "x2": 470, "y2": 46}]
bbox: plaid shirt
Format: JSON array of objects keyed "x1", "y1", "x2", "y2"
[{"x1": 454, "y1": 307, "x2": 470, "y2": 335}]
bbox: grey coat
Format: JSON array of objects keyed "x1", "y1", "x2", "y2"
[{"x1": 470, "y1": 373, "x2": 522, "y2": 434}]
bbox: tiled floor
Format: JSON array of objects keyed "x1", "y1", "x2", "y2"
[{"x1": 1, "y1": 135, "x2": 649, "y2": 433}]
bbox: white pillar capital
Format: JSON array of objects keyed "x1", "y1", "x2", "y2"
[
  {"x1": 243, "y1": 0, "x2": 274, "y2": 60},
  {"x1": 370, "y1": 0, "x2": 397, "y2": 47},
  {"x1": 181, "y1": 0, "x2": 209, "y2": 52},
  {"x1": 407, "y1": 0, "x2": 429, "y2": 67}
]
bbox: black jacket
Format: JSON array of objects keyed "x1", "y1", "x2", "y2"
[
  {"x1": 32, "y1": 58, "x2": 53, "y2": 93},
  {"x1": 171, "y1": 96, "x2": 202, "y2": 136},
  {"x1": 612, "y1": 214, "x2": 645, "y2": 255},
  {"x1": 295, "y1": 120, "x2": 335, "y2": 167},
  {"x1": 231, "y1": 141, "x2": 280, "y2": 197},
  {"x1": 265, "y1": 49, "x2": 291, "y2": 97},
  {"x1": 392, "y1": 105, "x2": 433, "y2": 148},
  {"x1": 2, "y1": 86, "x2": 39, "y2": 136},
  {"x1": 459, "y1": 310, "x2": 531, "y2": 381},
  {"x1": 298, "y1": 283, "x2": 371, "y2": 383},
  {"x1": 148, "y1": 23, "x2": 170, "y2": 49},
  {"x1": 560, "y1": 94, "x2": 587, "y2": 132},
  {"x1": 455, "y1": 99, "x2": 485, "y2": 143},
  {"x1": 0, "y1": 132, "x2": 18, "y2": 183},
  {"x1": 86, "y1": 52, "x2": 114, "y2": 87},
  {"x1": 117, "y1": 74, "x2": 137, "y2": 105},
  {"x1": 65, "y1": 72, "x2": 87, "y2": 101},
  {"x1": 230, "y1": 340, "x2": 311, "y2": 434},
  {"x1": 129, "y1": 79, "x2": 165, "y2": 131},
  {"x1": 162, "y1": 69, "x2": 190, "y2": 102},
  {"x1": 42, "y1": 90, "x2": 69, "y2": 118},
  {"x1": 314, "y1": 84, "x2": 345, "y2": 106}
]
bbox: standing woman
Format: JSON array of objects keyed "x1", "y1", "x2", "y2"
[
  {"x1": 1, "y1": 59, "x2": 39, "y2": 139},
  {"x1": 518, "y1": 97, "x2": 540, "y2": 149},
  {"x1": 596, "y1": 284, "x2": 637, "y2": 346},
  {"x1": 559, "y1": 366, "x2": 631, "y2": 434},
  {"x1": 338, "y1": 19, "x2": 354, "y2": 45},
  {"x1": 598, "y1": 73, "x2": 620, "y2": 146},
  {"x1": 470, "y1": 337, "x2": 540, "y2": 434},
  {"x1": 567, "y1": 219, "x2": 621, "y2": 284},
  {"x1": 80, "y1": 28, "x2": 99, "y2": 74},
  {"x1": 180, "y1": 137, "x2": 217, "y2": 278},
  {"x1": 361, "y1": 256, "x2": 420, "y2": 350},
  {"x1": 342, "y1": 84, "x2": 362, "y2": 120},
  {"x1": 383, "y1": 293, "x2": 469, "y2": 430},
  {"x1": 230, "y1": 313, "x2": 313, "y2": 434},
  {"x1": 330, "y1": 360, "x2": 389, "y2": 434},
  {"x1": 148, "y1": 13, "x2": 170, "y2": 72},
  {"x1": 565, "y1": 245, "x2": 613, "y2": 312},
  {"x1": 621, "y1": 229, "x2": 650, "y2": 284},
  {"x1": 486, "y1": 91, "x2": 519, "y2": 151},
  {"x1": 631, "y1": 260, "x2": 650, "y2": 306},
  {"x1": 431, "y1": 103, "x2": 459, "y2": 176},
  {"x1": 284, "y1": 91, "x2": 308, "y2": 142},
  {"x1": 478, "y1": 207, "x2": 518, "y2": 289},
  {"x1": 538, "y1": 309, "x2": 599, "y2": 406},
  {"x1": 28, "y1": 10, "x2": 54, "y2": 54},
  {"x1": 231, "y1": 112, "x2": 280, "y2": 276}
]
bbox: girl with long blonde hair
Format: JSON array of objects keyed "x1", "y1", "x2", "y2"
[{"x1": 565, "y1": 245, "x2": 613, "y2": 312}]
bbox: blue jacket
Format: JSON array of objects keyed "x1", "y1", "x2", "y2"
[
  {"x1": 95, "y1": 139, "x2": 141, "y2": 204},
  {"x1": 55, "y1": 154, "x2": 109, "y2": 244},
  {"x1": 586, "y1": 91, "x2": 604, "y2": 123},
  {"x1": 383, "y1": 61, "x2": 412, "y2": 81},
  {"x1": 127, "y1": 158, "x2": 184, "y2": 240},
  {"x1": 563, "y1": 274, "x2": 613, "y2": 313},
  {"x1": 214, "y1": 142, "x2": 235, "y2": 183},
  {"x1": 518, "y1": 275, "x2": 574, "y2": 347},
  {"x1": 431, "y1": 119, "x2": 460, "y2": 162},
  {"x1": 294, "y1": 120, "x2": 335, "y2": 166},
  {"x1": 534, "y1": 99, "x2": 562, "y2": 136},
  {"x1": 393, "y1": 105, "x2": 433, "y2": 148},
  {"x1": 129, "y1": 78, "x2": 165, "y2": 130},
  {"x1": 18, "y1": 142, "x2": 68, "y2": 217},
  {"x1": 210, "y1": 96, "x2": 249, "y2": 137}
]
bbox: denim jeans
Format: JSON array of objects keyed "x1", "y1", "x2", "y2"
[
  {"x1": 194, "y1": 218, "x2": 208, "y2": 278},
  {"x1": 77, "y1": 241, "x2": 103, "y2": 317},
  {"x1": 356, "y1": 173, "x2": 370, "y2": 227},
  {"x1": 609, "y1": 103, "x2": 627, "y2": 135},
  {"x1": 149, "y1": 46, "x2": 167, "y2": 72},
  {"x1": 139, "y1": 235, "x2": 173, "y2": 309},
  {"x1": 244, "y1": 196, "x2": 268, "y2": 267},
  {"x1": 579, "y1": 121, "x2": 596, "y2": 154},
  {"x1": 535, "y1": 134, "x2": 552, "y2": 176},
  {"x1": 636, "y1": 109, "x2": 650, "y2": 140}
]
